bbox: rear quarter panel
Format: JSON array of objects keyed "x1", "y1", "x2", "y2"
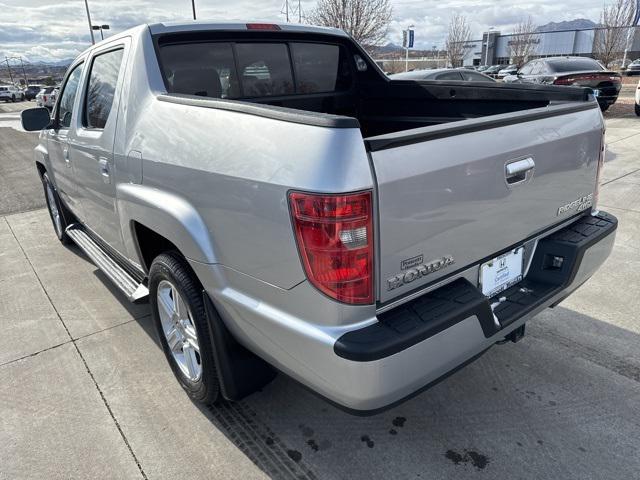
[{"x1": 124, "y1": 98, "x2": 373, "y2": 289}]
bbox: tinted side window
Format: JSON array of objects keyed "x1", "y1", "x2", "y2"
[
  {"x1": 461, "y1": 71, "x2": 492, "y2": 82},
  {"x1": 85, "y1": 48, "x2": 124, "y2": 129},
  {"x1": 435, "y1": 71, "x2": 463, "y2": 80},
  {"x1": 235, "y1": 43, "x2": 294, "y2": 97},
  {"x1": 290, "y1": 43, "x2": 352, "y2": 93},
  {"x1": 160, "y1": 43, "x2": 239, "y2": 98},
  {"x1": 57, "y1": 63, "x2": 84, "y2": 128}
]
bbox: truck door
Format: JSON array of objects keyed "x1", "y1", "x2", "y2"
[
  {"x1": 46, "y1": 61, "x2": 85, "y2": 213},
  {"x1": 71, "y1": 42, "x2": 128, "y2": 253}
]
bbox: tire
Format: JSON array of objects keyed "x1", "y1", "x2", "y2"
[
  {"x1": 635, "y1": 103, "x2": 640, "y2": 117},
  {"x1": 42, "y1": 172, "x2": 71, "y2": 244},
  {"x1": 149, "y1": 252, "x2": 220, "y2": 405},
  {"x1": 11, "y1": 95, "x2": 15, "y2": 103},
  {"x1": 599, "y1": 103, "x2": 610, "y2": 112}
]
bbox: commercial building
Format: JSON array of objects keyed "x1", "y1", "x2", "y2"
[{"x1": 462, "y1": 26, "x2": 640, "y2": 66}]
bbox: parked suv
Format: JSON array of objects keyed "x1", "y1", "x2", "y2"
[
  {"x1": 25, "y1": 85, "x2": 43, "y2": 100},
  {"x1": 0, "y1": 84, "x2": 23, "y2": 102},
  {"x1": 21, "y1": 23, "x2": 616, "y2": 413},
  {"x1": 35, "y1": 87, "x2": 58, "y2": 109}
]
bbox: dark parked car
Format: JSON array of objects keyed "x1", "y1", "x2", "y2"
[
  {"x1": 390, "y1": 68, "x2": 496, "y2": 82},
  {"x1": 504, "y1": 56, "x2": 622, "y2": 111},
  {"x1": 483, "y1": 65, "x2": 503, "y2": 78},
  {"x1": 626, "y1": 59, "x2": 640, "y2": 76},
  {"x1": 24, "y1": 85, "x2": 43, "y2": 100}
]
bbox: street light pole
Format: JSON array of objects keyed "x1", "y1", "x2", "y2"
[
  {"x1": 4, "y1": 57, "x2": 14, "y2": 84},
  {"x1": 191, "y1": 0, "x2": 197, "y2": 20},
  {"x1": 92, "y1": 24, "x2": 110, "y2": 41},
  {"x1": 84, "y1": 0, "x2": 95, "y2": 44},
  {"x1": 405, "y1": 24, "x2": 414, "y2": 72}
]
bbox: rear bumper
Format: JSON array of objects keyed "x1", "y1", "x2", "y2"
[{"x1": 195, "y1": 211, "x2": 616, "y2": 413}]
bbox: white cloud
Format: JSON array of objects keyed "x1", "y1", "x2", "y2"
[{"x1": 0, "y1": 0, "x2": 608, "y2": 61}]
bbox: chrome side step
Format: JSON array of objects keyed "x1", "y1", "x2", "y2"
[{"x1": 66, "y1": 225, "x2": 149, "y2": 303}]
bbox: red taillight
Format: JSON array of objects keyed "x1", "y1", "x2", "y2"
[
  {"x1": 246, "y1": 23, "x2": 281, "y2": 30},
  {"x1": 43, "y1": 95, "x2": 47, "y2": 102},
  {"x1": 289, "y1": 191, "x2": 374, "y2": 305},
  {"x1": 554, "y1": 74, "x2": 620, "y2": 85}
]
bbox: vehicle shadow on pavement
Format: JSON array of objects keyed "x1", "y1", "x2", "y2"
[{"x1": 120, "y1": 298, "x2": 640, "y2": 480}]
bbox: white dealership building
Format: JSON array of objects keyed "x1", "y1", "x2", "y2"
[{"x1": 463, "y1": 26, "x2": 640, "y2": 66}]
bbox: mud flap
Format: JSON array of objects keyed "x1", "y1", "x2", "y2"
[{"x1": 202, "y1": 292, "x2": 276, "y2": 401}]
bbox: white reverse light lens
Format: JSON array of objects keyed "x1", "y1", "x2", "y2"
[{"x1": 339, "y1": 226, "x2": 367, "y2": 249}]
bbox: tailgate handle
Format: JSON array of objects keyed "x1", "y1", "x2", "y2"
[{"x1": 505, "y1": 157, "x2": 535, "y2": 186}]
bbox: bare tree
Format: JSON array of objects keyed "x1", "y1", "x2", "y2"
[
  {"x1": 593, "y1": 0, "x2": 636, "y2": 68},
  {"x1": 445, "y1": 14, "x2": 472, "y2": 68},
  {"x1": 508, "y1": 16, "x2": 538, "y2": 68},
  {"x1": 307, "y1": 0, "x2": 393, "y2": 46}
]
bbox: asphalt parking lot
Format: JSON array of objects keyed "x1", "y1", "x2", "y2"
[{"x1": 1, "y1": 98, "x2": 639, "y2": 479}]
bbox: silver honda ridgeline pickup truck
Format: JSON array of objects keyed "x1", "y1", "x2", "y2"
[{"x1": 22, "y1": 22, "x2": 616, "y2": 413}]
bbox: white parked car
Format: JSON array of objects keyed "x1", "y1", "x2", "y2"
[
  {"x1": 0, "y1": 84, "x2": 24, "y2": 102},
  {"x1": 35, "y1": 87, "x2": 58, "y2": 109},
  {"x1": 635, "y1": 79, "x2": 639, "y2": 116}
]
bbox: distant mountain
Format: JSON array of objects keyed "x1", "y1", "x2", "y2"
[
  {"x1": 27, "y1": 59, "x2": 73, "y2": 67},
  {"x1": 535, "y1": 19, "x2": 597, "y2": 32},
  {"x1": 370, "y1": 43, "x2": 404, "y2": 55}
]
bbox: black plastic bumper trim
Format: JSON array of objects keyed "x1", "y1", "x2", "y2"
[
  {"x1": 335, "y1": 211, "x2": 617, "y2": 362},
  {"x1": 334, "y1": 278, "x2": 496, "y2": 362}
]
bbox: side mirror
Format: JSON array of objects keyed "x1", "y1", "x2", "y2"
[{"x1": 21, "y1": 107, "x2": 52, "y2": 132}]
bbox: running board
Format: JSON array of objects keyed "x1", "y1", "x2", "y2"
[{"x1": 66, "y1": 225, "x2": 149, "y2": 303}]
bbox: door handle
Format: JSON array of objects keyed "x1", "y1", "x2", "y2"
[
  {"x1": 505, "y1": 157, "x2": 535, "y2": 186},
  {"x1": 99, "y1": 159, "x2": 111, "y2": 184},
  {"x1": 63, "y1": 147, "x2": 70, "y2": 166}
]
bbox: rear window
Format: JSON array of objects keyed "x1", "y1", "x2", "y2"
[
  {"x1": 235, "y1": 43, "x2": 294, "y2": 97},
  {"x1": 43, "y1": 87, "x2": 55, "y2": 93},
  {"x1": 290, "y1": 42, "x2": 351, "y2": 93},
  {"x1": 549, "y1": 58, "x2": 603, "y2": 72},
  {"x1": 159, "y1": 41, "x2": 352, "y2": 99}
]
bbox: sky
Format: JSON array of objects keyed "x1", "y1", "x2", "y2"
[{"x1": 0, "y1": 0, "x2": 607, "y2": 63}]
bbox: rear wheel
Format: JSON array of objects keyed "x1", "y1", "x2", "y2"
[
  {"x1": 635, "y1": 103, "x2": 640, "y2": 117},
  {"x1": 42, "y1": 172, "x2": 70, "y2": 244},
  {"x1": 149, "y1": 252, "x2": 220, "y2": 405},
  {"x1": 11, "y1": 95, "x2": 15, "y2": 102},
  {"x1": 599, "y1": 103, "x2": 610, "y2": 112}
]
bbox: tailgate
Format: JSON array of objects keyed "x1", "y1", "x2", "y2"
[{"x1": 367, "y1": 102, "x2": 603, "y2": 304}]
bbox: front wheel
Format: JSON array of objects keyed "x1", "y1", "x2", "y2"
[
  {"x1": 42, "y1": 172, "x2": 70, "y2": 244},
  {"x1": 635, "y1": 103, "x2": 640, "y2": 117},
  {"x1": 11, "y1": 95, "x2": 15, "y2": 102},
  {"x1": 599, "y1": 103, "x2": 610, "y2": 112},
  {"x1": 149, "y1": 252, "x2": 220, "y2": 405}
]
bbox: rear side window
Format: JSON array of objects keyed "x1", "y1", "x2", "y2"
[
  {"x1": 290, "y1": 43, "x2": 352, "y2": 93},
  {"x1": 461, "y1": 71, "x2": 493, "y2": 82},
  {"x1": 235, "y1": 43, "x2": 294, "y2": 97},
  {"x1": 435, "y1": 71, "x2": 463, "y2": 80},
  {"x1": 84, "y1": 48, "x2": 124, "y2": 129}
]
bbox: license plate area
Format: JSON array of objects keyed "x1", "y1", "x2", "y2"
[{"x1": 480, "y1": 247, "x2": 524, "y2": 297}]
